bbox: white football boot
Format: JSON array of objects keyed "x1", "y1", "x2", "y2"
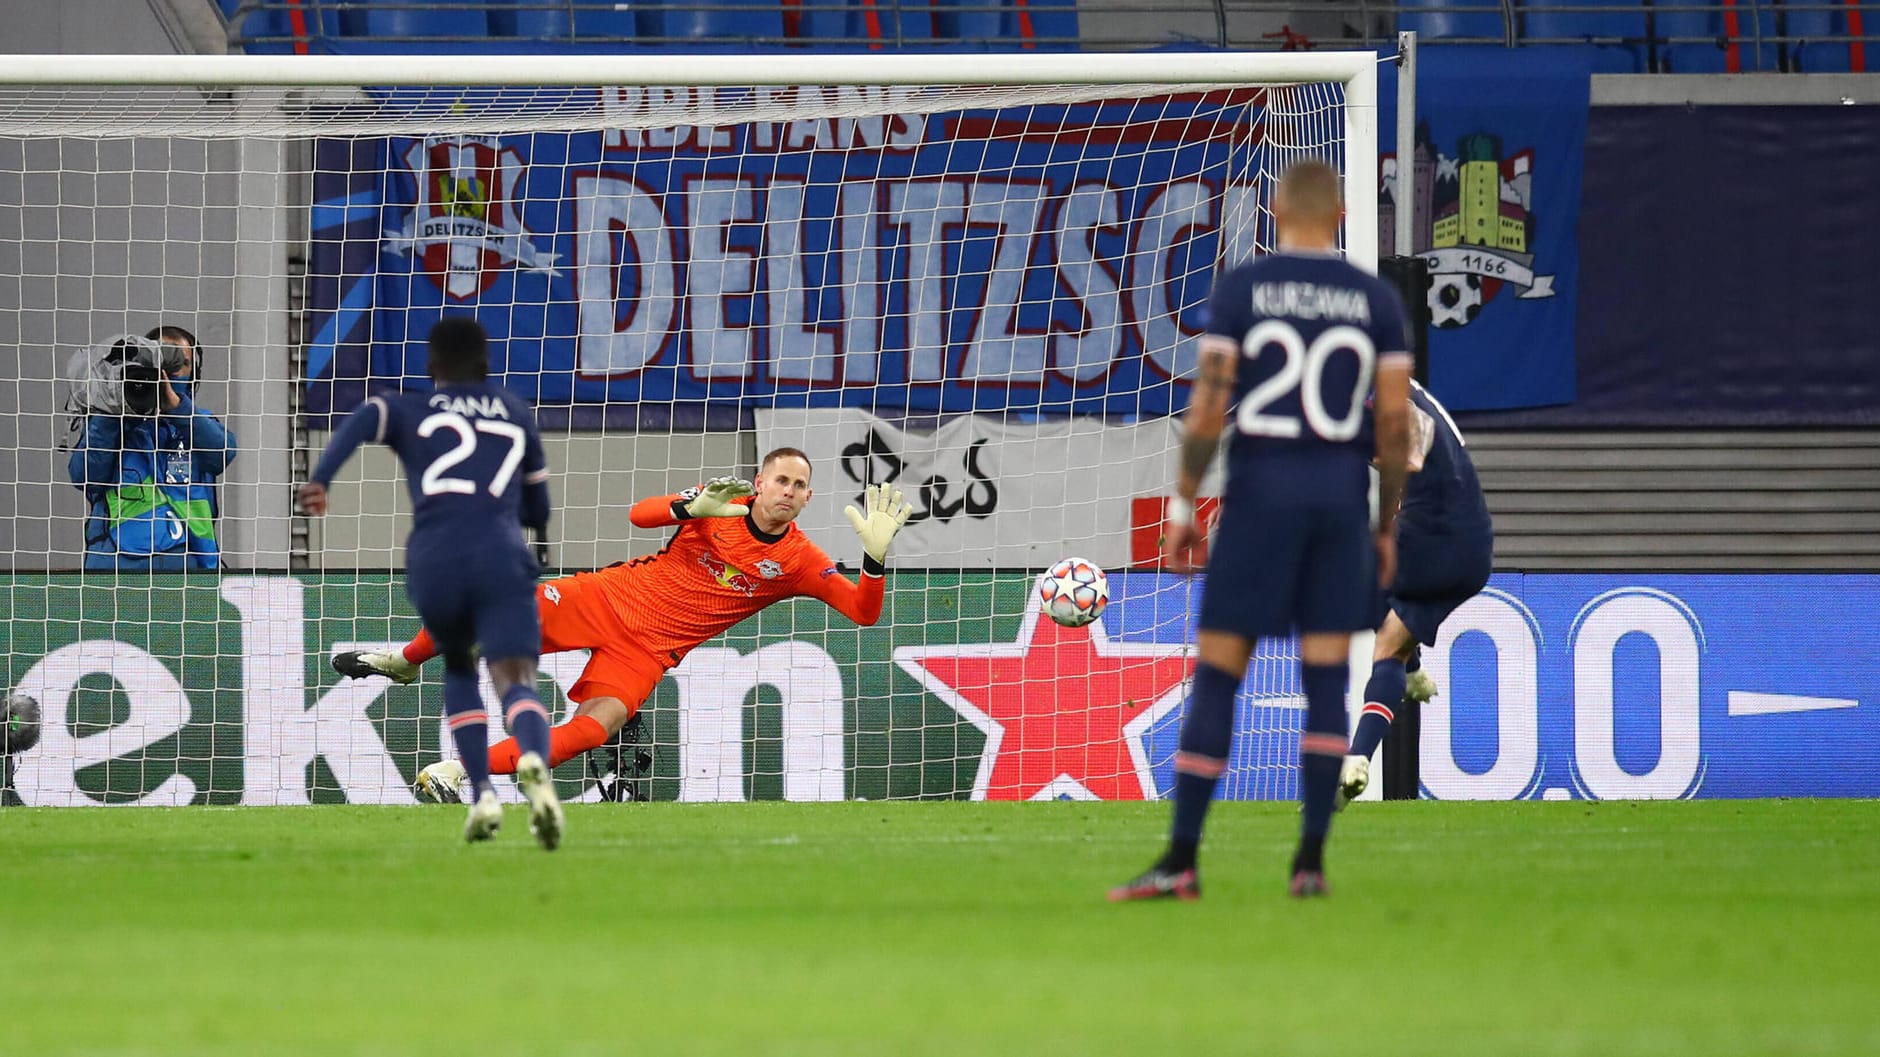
[
  {"x1": 414, "y1": 759, "x2": 470, "y2": 804},
  {"x1": 1334, "y1": 755, "x2": 1370, "y2": 811},
  {"x1": 332, "y1": 650, "x2": 420, "y2": 686},
  {"x1": 463, "y1": 789, "x2": 503, "y2": 842},
  {"x1": 1405, "y1": 669, "x2": 1440, "y2": 705},
  {"x1": 514, "y1": 751, "x2": 565, "y2": 852}
]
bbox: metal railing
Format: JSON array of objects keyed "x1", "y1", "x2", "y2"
[{"x1": 224, "y1": 0, "x2": 1876, "y2": 68}]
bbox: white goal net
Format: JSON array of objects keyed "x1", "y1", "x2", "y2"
[{"x1": 0, "y1": 53, "x2": 1377, "y2": 807}]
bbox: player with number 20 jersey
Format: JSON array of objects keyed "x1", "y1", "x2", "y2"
[
  {"x1": 1112, "y1": 161, "x2": 1413, "y2": 903},
  {"x1": 1202, "y1": 253, "x2": 1413, "y2": 636}
]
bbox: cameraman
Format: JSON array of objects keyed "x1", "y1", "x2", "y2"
[{"x1": 64, "y1": 328, "x2": 237, "y2": 571}]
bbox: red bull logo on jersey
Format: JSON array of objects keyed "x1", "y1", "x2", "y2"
[
  {"x1": 698, "y1": 551, "x2": 758, "y2": 596},
  {"x1": 392, "y1": 135, "x2": 560, "y2": 300},
  {"x1": 1381, "y1": 129, "x2": 1557, "y2": 330}
]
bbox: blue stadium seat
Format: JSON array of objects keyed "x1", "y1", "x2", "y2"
[
  {"x1": 1653, "y1": 0, "x2": 1775, "y2": 71},
  {"x1": 1783, "y1": 0, "x2": 1870, "y2": 71},
  {"x1": 228, "y1": 0, "x2": 341, "y2": 54},
  {"x1": 489, "y1": 0, "x2": 641, "y2": 42},
  {"x1": 340, "y1": 0, "x2": 493, "y2": 51},
  {"x1": 795, "y1": 0, "x2": 936, "y2": 47},
  {"x1": 935, "y1": 2, "x2": 1069, "y2": 50},
  {"x1": 1520, "y1": 0, "x2": 1648, "y2": 71},
  {"x1": 490, "y1": 0, "x2": 570, "y2": 40},
  {"x1": 641, "y1": 0, "x2": 785, "y2": 46},
  {"x1": 1398, "y1": 0, "x2": 1509, "y2": 40}
]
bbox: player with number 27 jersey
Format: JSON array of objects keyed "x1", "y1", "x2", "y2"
[
  {"x1": 302, "y1": 317, "x2": 563, "y2": 847},
  {"x1": 323, "y1": 386, "x2": 549, "y2": 560},
  {"x1": 309, "y1": 381, "x2": 550, "y2": 658}
]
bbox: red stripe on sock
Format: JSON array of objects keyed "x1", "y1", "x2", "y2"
[
  {"x1": 447, "y1": 711, "x2": 486, "y2": 730},
  {"x1": 1301, "y1": 733, "x2": 1348, "y2": 757},
  {"x1": 1174, "y1": 751, "x2": 1227, "y2": 778},
  {"x1": 1362, "y1": 702, "x2": 1395, "y2": 722},
  {"x1": 505, "y1": 700, "x2": 549, "y2": 726}
]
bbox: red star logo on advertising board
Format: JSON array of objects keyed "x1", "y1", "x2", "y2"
[{"x1": 894, "y1": 608, "x2": 1193, "y2": 801}]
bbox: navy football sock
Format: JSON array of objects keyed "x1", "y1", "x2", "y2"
[
  {"x1": 1296, "y1": 662, "x2": 1350, "y2": 872},
  {"x1": 443, "y1": 667, "x2": 493, "y2": 800},
  {"x1": 1165, "y1": 661, "x2": 1239, "y2": 871},
  {"x1": 1350, "y1": 658, "x2": 1406, "y2": 760},
  {"x1": 501, "y1": 683, "x2": 551, "y2": 765}
]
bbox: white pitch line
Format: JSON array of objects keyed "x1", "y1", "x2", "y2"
[{"x1": 1727, "y1": 691, "x2": 1859, "y2": 717}]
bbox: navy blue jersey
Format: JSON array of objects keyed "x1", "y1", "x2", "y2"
[
  {"x1": 311, "y1": 383, "x2": 551, "y2": 559},
  {"x1": 1400, "y1": 381, "x2": 1491, "y2": 536},
  {"x1": 1203, "y1": 252, "x2": 1413, "y2": 504}
]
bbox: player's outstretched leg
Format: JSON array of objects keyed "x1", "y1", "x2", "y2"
[
  {"x1": 333, "y1": 649, "x2": 420, "y2": 686},
  {"x1": 1293, "y1": 656, "x2": 1350, "y2": 897},
  {"x1": 1109, "y1": 660, "x2": 1238, "y2": 903},
  {"x1": 441, "y1": 653, "x2": 501, "y2": 841},
  {"x1": 483, "y1": 687, "x2": 631, "y2": 777}
]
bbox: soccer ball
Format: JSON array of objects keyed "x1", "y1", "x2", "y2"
[
  {"x1": 1037, "y1": 557, "x2": 1109, "y2": 628},
  {"x1": 3, "y1": 694, "x2": 41, "y2": 755},
  {"x1": 1428, "y1": 271, "x2": 1484, "y2": 329}
]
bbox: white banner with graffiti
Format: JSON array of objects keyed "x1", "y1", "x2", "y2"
[{"x1": 756, "y1": 409, "x2": 1222, "y2": 570}]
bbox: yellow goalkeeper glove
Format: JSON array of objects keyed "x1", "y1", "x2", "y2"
[
  {"x1": 844, "y1": 484, "x2": 914, "y2": 564},
  {"x1": 684, "y1": 476, "x2": 754, "y2": 519}
]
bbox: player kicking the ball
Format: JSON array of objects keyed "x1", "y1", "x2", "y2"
[
  {"x1": 333, "y1": 448, "x2": 913, "y2": 805},
  {"x1": 1335, "y1": 380, "x2": 1493, "y2": 808},
  {"x1": 299, "y1": 317, "x2": 564, "y2": 848},
  {"x1": 1111, "y1": 160, "x2": 1414, "y2": 901}
]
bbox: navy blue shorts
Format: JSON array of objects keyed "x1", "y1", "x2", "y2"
[
  {"x1": 1378, "y1": 525, "x2": 1494, "y2": 645},
  {"x1": 1200, "y1": 498, "x2": 1374, "y2": 638},
  {"x1": 404, "y1": 544, "x2": 542, "y2": 663}
]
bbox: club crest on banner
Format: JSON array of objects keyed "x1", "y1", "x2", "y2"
[
  {"x1": 390, "y1": 134, "x2": 560, "y2": 300},
  {"x1": 1383, "y1": 126, "x2": 1557, "y2": 330}
]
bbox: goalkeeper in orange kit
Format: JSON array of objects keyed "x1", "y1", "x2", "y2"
[{"x1": 332, "y1": 447, "x2": 914, "y2": 803}]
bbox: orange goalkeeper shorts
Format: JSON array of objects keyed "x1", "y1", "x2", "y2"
[{"x1": 535, "y1": 572, "x2": 665, "y2": 711}]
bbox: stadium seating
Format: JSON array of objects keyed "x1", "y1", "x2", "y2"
[
  {"x1": 223, "y1": 0, "x2": 340, "y2": 53},
  {"x1": 657, "y1": 0, "x2": 790, "y2": 46},
  {"x1": 929, "y1": 0, "x2": 1081, "y2": 49},
  {"x1": 338, "y1": 0, "x2": 494, "y2": 51},
  {"x1": 1397, "y1": 0, "x2": 1511, "y2": 41},
  {"x1": 217, "y1": 0, "x2": 1862, "y2": 70},
  {"x1": 1653, "y1": 0, "x2": 1775, "y2": 71},
  {"x1": 1782, "y1": 0, "x2": 1869, "y2": 70},
  {"x1": 1519, "y1": 0, "x2": 1649, "y2": 71},
  {"x1": 792, "y1": 0, "x2": 932, "y2": 47}
]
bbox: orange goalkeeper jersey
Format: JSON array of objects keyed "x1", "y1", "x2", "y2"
[{"x1": 586, "y1": 489, "x2": 885, "y2": 671}]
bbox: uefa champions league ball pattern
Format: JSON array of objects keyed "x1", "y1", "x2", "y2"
[{"x1": 1037, "y1": 557, "x2": 1109, "y2": 628}]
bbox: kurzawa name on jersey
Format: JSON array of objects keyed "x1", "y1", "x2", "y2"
[
  {"x1": 427, "y1": 392, "x2": 512, "y2": 419},
  {"x1": 1249, "y1": 281, "x2": 1373, "y2": 325}
]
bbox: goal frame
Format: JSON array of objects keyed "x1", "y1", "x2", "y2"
[{"x1": 0, "y1": 51, "x2": 1381, "y2": 271}]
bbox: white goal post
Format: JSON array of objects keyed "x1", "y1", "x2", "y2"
[{"x1": 0, "y1": 50, "x2": 1382, "y2": 807}]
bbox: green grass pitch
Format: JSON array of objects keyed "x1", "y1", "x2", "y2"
[{"x1": 4, "y1": 800, "x2": 1876, "y2": 1056}]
